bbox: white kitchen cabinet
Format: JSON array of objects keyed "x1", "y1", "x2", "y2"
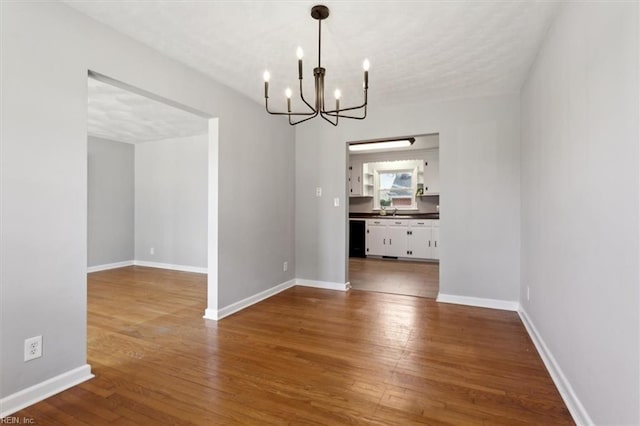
[
  {"x1": 367, "y1": 218, "x2": 439, "y2": 260},
  {"x1": 366, "y1": 219, "x2": 408, "y2": 257},
  {"x1": 386, "y1": 220, "x2": 408, "y2": 257},
  {"x1": 431, "y1": 222, "x2": 440, "y2": 260},
  {"x1": 348, "y1": 160, "x2": 363, "y2": 196},
  {"x1": 423, "y1": 150, "x2": 440, "y2": 195},
  {"x1": 406, "y1": 221, "x2": 432, "y2": 259},
  {"x1": 406, "y1": 219, "x2": 439, "y2": 260},
  {"x1": 365, "y1": 220, "x2": 386, "y2": 255}
]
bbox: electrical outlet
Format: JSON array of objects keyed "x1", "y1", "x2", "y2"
[
  {"x1": 24, "y1": 335, "x2": 42, "y2": 362},
  {"x1": 527, "y1": 286, "x2": 530, "y2": 301},
  {"x1": 150, "y1": 247, "x2": 155, "y2": 255},
  {"x1": 315, "y1": 187, "x2": 322, "y2": 197},
  {"x1": 283, "y1": 261, "x2": 288, "y2": 272},
  {"x1": 333, "y1": 197, "x2": 340, "y2": 207}
]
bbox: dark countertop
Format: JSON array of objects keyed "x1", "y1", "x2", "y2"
[{"x1": 349, "y1": 212, "x2": 439, "y2": 220}]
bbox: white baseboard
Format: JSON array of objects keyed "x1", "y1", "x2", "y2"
[
  {"x1": 0, "y1": 364, "x2": 94, "y2": 418},
  {"x1": 87, "y1": 260, "x2": 134, "y2": 273},
  {"x1": 295, "y1": 279, "x2": 351, "y2": 291},
  {"x1": 436, "y1": 293, "x2": 519, "y2": 311},
  {"x1": 518, "y1": 309, "x2": 591, "y2": 426},
  {"x1": 204, "y1": 279, "x2": 296, "y2": 321},
  {"x1": 133, "y1": 260, "x2": 207, "y2": 274}
]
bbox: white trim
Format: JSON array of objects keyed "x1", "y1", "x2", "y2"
[
  {"x1": 295, "y1": 279, "x2": 351, "y2": 291},
  {"x1": 133, "y1": 260, "x2": 207, "y2": 274},
  {"x1": 436, "y1": 293, "x2": 519, "y2": 311},
  {"x1": 87, "y1": 260, "x2": 134, "y2": 273},
  {"x1": 204, "y1": 279, "x2": 296, "y2": 321},
  {"x1": 206, "y1": 117, "x2": 219, "y2": 328},
  {"x1": 0, "y1": 364, "x2": 93, "y2": 418},
  {"x1": 518, "y1": 309, "x2": 592, "y2": 426}
]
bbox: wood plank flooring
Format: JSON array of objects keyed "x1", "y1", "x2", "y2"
[
  {"x1": 349, "y1": 257, "x2": 439, "y2": 299},
  {"x1": 11, "y1": 266, "x2": 573, "y2": 425}
]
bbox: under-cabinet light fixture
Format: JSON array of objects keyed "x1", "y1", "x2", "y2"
[{"x1": 349, "y1": 138, "x2": 415, "y2": 152}]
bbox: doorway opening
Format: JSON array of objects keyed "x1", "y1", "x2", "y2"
[
  {"x1": 347, "y1": 133, "x2": 440, "y2": 298},
  {"x1": 86, "y1": 71, "x2": 217, "y2": 326}
]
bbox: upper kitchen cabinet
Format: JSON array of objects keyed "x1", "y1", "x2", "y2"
[
  {"x1": 348, "y1": 159, "x2": 363, "y2": 196},
  {"x1": 349, "y1": 160, "x2": 374, "y2": 197},
  {"x1": 423, "y1": 149, "x2": 439, "y2": 195}
]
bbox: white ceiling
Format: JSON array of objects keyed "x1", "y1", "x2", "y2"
[
  {"x1": 88, "y1": 77, "x2": 208, "y2": 144},
  {"x1": 68, "y1": 1, "x2": 559, "y2": 110}
]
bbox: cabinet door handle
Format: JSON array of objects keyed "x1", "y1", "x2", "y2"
[
  {"x1": 389, "y1": 239, "x2": 392, "y2": 245},
  {"x1": 358, "y1": 176, "x2": 361, "y2": 182},
  {"x1": 429, "y1": 241, "x2": 431, "y2": 247},
  {"x1": 435, "y1": 241, "x2": 437, "y2": 248},
  {"x1": 383, "y1": 238, "x2": 386, "y2": 245}
]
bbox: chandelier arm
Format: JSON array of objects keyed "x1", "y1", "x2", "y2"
[
  {"x1": 298, "y1": 79, "x2": 316, "y2": 112},
  {"x1": 328, "y1": 108, "x2": 368, "y2": 120},
  {"x1": 319, "y1": 111, "x2": 338, "y2": 127},
  {"x1": 324, "y1": 102, "x2": 367, "y2": 114},
  {"x1": 289, "y1": 110, "x2": 319, "y2": 125},
  {"x1": 323, "y1": 89, "x2": 368, "y2": 114},
  {"x1": 266, "y1": 99, "x2": 316, "y2": 116}
]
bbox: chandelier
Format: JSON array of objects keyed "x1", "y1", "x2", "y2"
[{"x1": 263, "y1": 5, "x2": 369, "y2": 126}]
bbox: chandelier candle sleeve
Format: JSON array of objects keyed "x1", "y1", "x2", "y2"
[
  {"x1": 286, "y1": 88, "x2": 292, "y2": 112},
  {"x1": 263, "y1": 71, "x2": 270, "y2": 98},
  {"x1": 263, "y1": 4, "x2": 369, "y2": 126},
  {"x1": 297, "y1": 47, "x2": 304, "y2": 79},
  {"x1": 363, "y1": 59, "x2": 369, "y2": 89}
]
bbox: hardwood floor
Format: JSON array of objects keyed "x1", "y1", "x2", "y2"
[
  {"x1": 349, "y1": 257, "x2": 439, "y2": 298},
  {"x1": 11, "y1": 266, "x2": 573, "y2": 425}
]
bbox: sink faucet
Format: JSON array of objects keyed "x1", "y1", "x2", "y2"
[{"x1": 392, "y1": 208, "x2": 398, "y2": 216}]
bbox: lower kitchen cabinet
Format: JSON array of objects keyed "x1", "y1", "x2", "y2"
[
  {"x1": 406, "y1": 220, "x2": 439, "y2": 260},
  {"x1": 366, "y1": 218, "x2": 439, "y2": 260},
  {"x1": 365, "y1": 219, "x2": 408, "y2": 257}
]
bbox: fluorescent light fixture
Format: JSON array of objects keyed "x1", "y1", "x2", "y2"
[{"x1": 349, "y1": 138, "x2": 415, "y2": 152}]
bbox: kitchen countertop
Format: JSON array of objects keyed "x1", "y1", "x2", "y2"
[{"x1": 349, "y1": 212, "x2": 439, "y2": 220}]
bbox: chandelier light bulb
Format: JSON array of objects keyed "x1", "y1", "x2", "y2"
[
  {"x1": 285, "y1": 87, "x2": 292, "y2": 98},
  {"x1": 263, "y1": 70, "x2": 271, "y2": 82},
  {"x1": 334, "y1": 89, "x2": 342, "y2": 100},
  {"x1": 296, "y1": 47, "x2": 304, "y2": 60},
  {"x1": 363, "y1": 59, "x2": 370, "y2": 71}
]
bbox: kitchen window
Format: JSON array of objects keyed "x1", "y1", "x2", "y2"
[{"x1": 371, "y1": 160, "x2": 421, "y2": 210}]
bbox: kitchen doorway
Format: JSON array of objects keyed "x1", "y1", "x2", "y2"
[{"x1": 347, "y1": 134, "x2": 440, "y2": 298}]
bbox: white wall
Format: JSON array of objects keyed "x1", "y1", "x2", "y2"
[
  {"x1": 295, "y1": 94, "x2": 520, "y2": 303},
  {"x1": 87, "y1": 136, "x2": 135, "y2": 267},
  {"x1": 520, "y1": 3, "x2": 639, "y2": 425},
  {"x1": 135, "y1": 134, "x2": 208, "y2": 268},
  {"x1": 0, "y1": 1, "x2": 294, "y2": 404}
]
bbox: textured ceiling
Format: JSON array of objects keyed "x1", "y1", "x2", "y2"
[
  {"x1": 71, "y1": 1, "x2": 559, "y2": 110},
  {"x1": 88, "y1": 77, "x2": 208, "y2": 144}
]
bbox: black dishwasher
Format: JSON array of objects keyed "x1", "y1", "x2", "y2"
[{"x1": 349, "y1": 220, "x2": 366, "y2": 258}]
